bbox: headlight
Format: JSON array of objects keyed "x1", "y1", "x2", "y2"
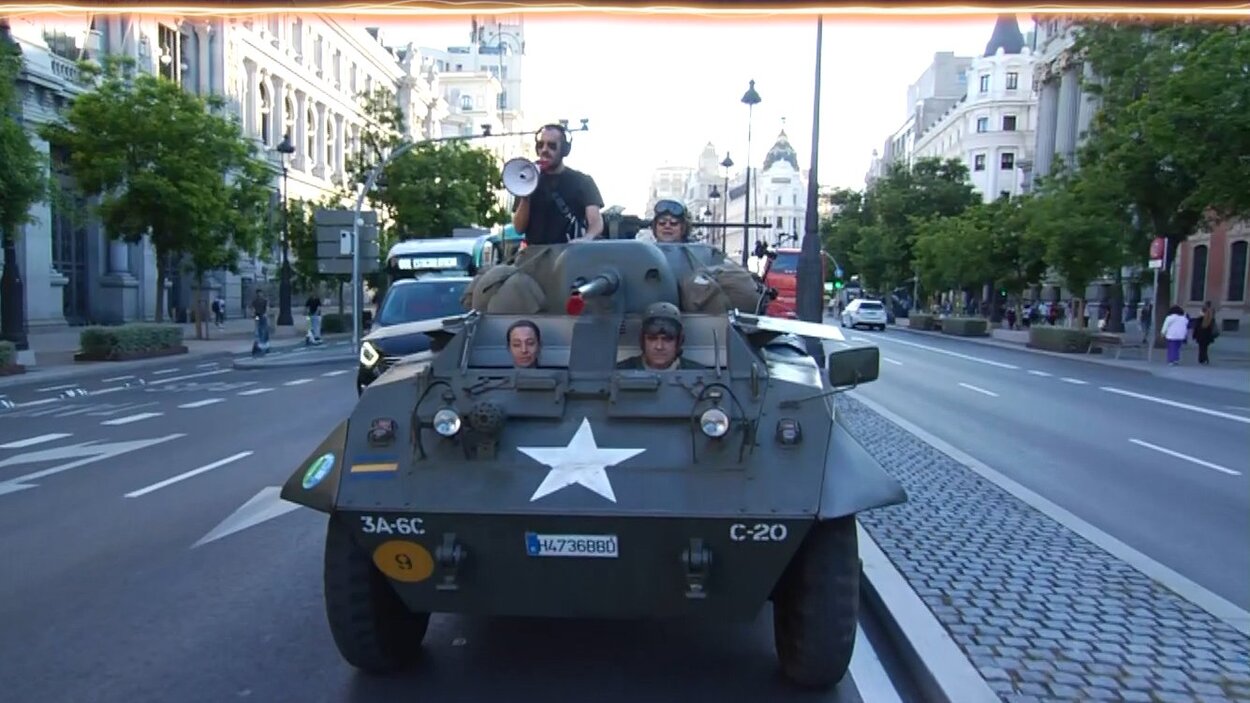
[
  {"x1": 433, "y1": 408, "x2": 462, "y2": 437},
  {"x1": 699, "y1": 408, "x2": 730, "y2": 438},
  {"x1": 359, "y1": 341, "x2": 380, "y2": 367}
]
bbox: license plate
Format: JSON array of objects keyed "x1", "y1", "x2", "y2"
[{"x1": 525, "y1": 532, "x2": 619, "y2": 558}]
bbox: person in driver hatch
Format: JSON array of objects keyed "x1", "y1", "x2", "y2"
[
  {"x1": 511, "y1": 123, "x2": 605, "y2": 244},
  {"x1": 506, "y1": 319, "x2": 542, "y2": 368},
  {"x1": 617, "y1": 302, "x2": 706, "y2": 371},
  {"x1": 648, "y1": 199, "x2": 692, "y2": 243}
]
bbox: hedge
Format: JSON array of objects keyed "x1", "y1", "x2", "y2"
[
  {"x1": 0, "y1": 340, "x2": 14, "y2": 366},
  {"x1": 940, "y1": 316, "x2": 989, "y2": 337},
  {"x1": 1027, "y1": 326, "x2": 1094, "y2": 353},
  {"x1": 79, "y1": 324, "x2": 184, "y2": 357},
  {"x1": 908, "y1": 313, "x2": 936, "y2": 330},
  {"x1": 321, "y1": 313, "x2": 354, "y2": 334}
]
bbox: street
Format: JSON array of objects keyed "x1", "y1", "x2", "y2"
[
  {"x1": 834, "y1": 322, "x2": 1250, "y2": 611},
  {"x1": 0, "y1": 359, "x2": 913, "y2": 703}
]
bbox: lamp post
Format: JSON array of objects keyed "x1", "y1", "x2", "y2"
[
  {"x1": 740, "y1": 81, "x2": 760, "y2": 267},
  {"x1": 797, "y1": 16, "x2": 825, "y2": 364},
  {"x1": 707, "y1": 185, "x2": 720, "y2": 249},
  {"x1": 275, "y1": 133, "x2": 296, "y2": 326},
  {"x1": 719, "y1": 153, "x2": 733, "y2": 253},
  {"x1": 0, "y1": 19, "x2": 28, "y2": 352}
]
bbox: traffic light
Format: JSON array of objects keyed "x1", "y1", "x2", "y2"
[{"x1": 834, "y1": 279, "x2": 844, "y2": 290}]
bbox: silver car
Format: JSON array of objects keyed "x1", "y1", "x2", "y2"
[{"x1": 840, "y1": 298, "x2": 888, "y2": 330}]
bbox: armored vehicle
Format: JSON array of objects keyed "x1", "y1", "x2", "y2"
[{"x1": 282, "y1": 239, "x2": 907, "y2": 689}]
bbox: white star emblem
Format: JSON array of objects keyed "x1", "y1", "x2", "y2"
[{"x1": 518, "y1": 418, "x2": 646, "y2": 503}]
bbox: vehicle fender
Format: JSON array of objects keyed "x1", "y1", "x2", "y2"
[
  {"x1": 817, "y1": 418, "x2": 908, "y2": 520},
  {"x1": 280, "y1": 419, "x2": 348, "y2": 513}
]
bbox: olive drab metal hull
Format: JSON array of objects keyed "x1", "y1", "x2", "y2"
[{"x1": 281, "y1": 240, "x2": 906, "y2": 623}]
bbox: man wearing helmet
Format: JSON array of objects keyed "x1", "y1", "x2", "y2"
[
  {"x1": 512, "y1": 123, "x2": 605, "y2": 244},
  {"x1": 647, "y1": 199, "x2": 692, "y2": 243},
  {"x1": 616, "y1": 302, "x2": 707, "y2": 371}
]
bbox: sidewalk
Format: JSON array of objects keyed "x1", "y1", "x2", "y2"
[
  {"x1": 1, "y1": 315, "x2": 346, "y2": 388},
  {"x1": 888, "y1": 319, "x2": 1250, "y2": 392}
]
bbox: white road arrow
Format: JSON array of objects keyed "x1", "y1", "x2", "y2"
[
  {"x1": 193, "y1": 486, "x2": 302, "y2": 548},
  {"x1": 0, "y1": 434, "x2": 186, "y2": 496}
]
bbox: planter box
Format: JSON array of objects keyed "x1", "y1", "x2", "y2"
[
  {"x1": 0, "y1": 363, "x2": 26, "y2": 376},
  {"x1": 74, "y1": 345, "x2": 189, "y2": 362},
  {"x1": 1027, "y1": 326, "x2": 1094, "y2": 353},
  {"x1": 940, "y1": 317, "x2": 990, "y2": 337},
  {"x1": 908, "y1": 313, "x2": 936, "y2": 331}
]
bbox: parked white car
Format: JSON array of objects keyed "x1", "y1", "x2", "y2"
[{"x1": 840, "y1": 298, "x2": 888, "y2": 330}]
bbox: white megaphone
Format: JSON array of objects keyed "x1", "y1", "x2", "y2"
[{"x1": 502, "y1": 157, "x2": 540, "y2": 197}]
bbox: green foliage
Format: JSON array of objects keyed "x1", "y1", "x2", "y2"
[
  {"x1": 79, "y1": 323, "x2": 184, "y2": 356},
  {"x1": 38, "y1": 55, "x2": 275, "y2": 321},
  {"x1": 939, "y1": 316, "x2": 990, "y2": 337},
  {"x1": 320, "y1": 312, "x2": 353, "y2": 334},
  {"x1": 913, "y1": 194, "x2": 1047, "y2": 298},
  {"x1": 0, "y1": 32, "x2": 48, "y2": 243},
  {"x1": 1027, "y1": 325, "x2": 1094, "y2": 353},
  {"x1": 0, "y1": 339, "x2": 15, "y2": 366}
]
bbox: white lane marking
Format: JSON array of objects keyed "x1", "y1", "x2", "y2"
[
  {"x1": 1028, "y1": 370, "x2": 1052, "y2": 377},
  {"x1": 848, "y1": 625, "x2": 906, "y2": 703},
  {"x1": 124, "y1": 451, "x2": 254, "y2": 498},
  {"x1": 89, "y1": 386, "x2": 128, "y2": 397},
  {"x1": 101, "y1": 412, "x2": 164, "y2": 426},
  {"x1": 874, "y1": 334, "x2": 1019, "y2": 369},
  {"x1": 0, "y1": 433, "x2": 72, "y2": 449},
  {"x1": 101, "y1": 375, "x2": 135, "y2": 383},
  {"x1": 36, "y1": 383, "x2": 80, "y2": 393},
  {"x1": 147, "y1": 369, "x2": 230, "y2": 386},
  {"x1": 958, "y1": 382, "x2": 999, "y2": 398},
  {"x1": 13, "y1": 398, "x2": 58, "y2": 408},
  {"x1": 178, "y1": 398, "x2": 225, "y2": 409},
  {"x1": 193, "y1": 486, "x2": 301, "y2": 548},
  {"x1": 1102, "y1": 386, "x2": 1250, "y2": 425},
  {"x1": 883, "y1": 357, "x2": 903, "y2": 366},
  {"x1": 284, "y1": 378, "x2": 313, "y2": 386},
  {"x1": 0, "y1": 434, "x2": 185, "y2": 496},
  {"x1": 196, "y1": 362, "x2": 219, "y2": 369},
  {"x1": 1060, "y1": 377, "x2": 1088, "y2": 385},
  {"x1": 322, "y1": 369, "x2": 351, "y2": 377},
  {"x1": 1129, "y1": 439, "x2": 1242, "y2": 477},
  {"x1": 238, "y1": 388, "x2": 273, "y2": 396},
  {"x1": 152, "y1": 368, "x2": 181, "y2": 375}
]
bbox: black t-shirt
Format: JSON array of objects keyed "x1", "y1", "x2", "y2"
[{"x1": 514, "y1": 167, "x2": 604, "y2": 245}]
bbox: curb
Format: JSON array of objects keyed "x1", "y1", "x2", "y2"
[
  {"x1": 857, "y1": 522, "x2": 1002, "y2": 703},
  {"x1": 232, "y1": 349, "x2": 355, "y2": 370},
  {"x1": 888, "y1": 324, "x2": 1159, "y2": 373}
]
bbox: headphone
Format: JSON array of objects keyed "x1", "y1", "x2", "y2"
[{"x1": 535, "y1": 123, "x2": 572, "y2": 158}]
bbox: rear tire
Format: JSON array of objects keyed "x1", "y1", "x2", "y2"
[
  {"x1": 772, "y1": 516, "x2": 860, "y2": 689},
  {"x1": 323, "y1": 516, "x2": 430, "y2": 673}
]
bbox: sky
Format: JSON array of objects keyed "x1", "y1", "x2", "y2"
[{"x1": 379, "y1": 12, "x2": 1029, "y2": 214}]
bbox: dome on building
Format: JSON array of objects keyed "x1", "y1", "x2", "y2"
[
  {"x1": 762, "y1": 129, "x2": 799, "y2": 172},
  {"x1": 984, "y1": 14, "x2": 1025, "y2": 57}
]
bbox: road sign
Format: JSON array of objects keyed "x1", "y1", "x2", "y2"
[
  {"x1": 1148, "y1": 237, "x2": 1166, "y2": 269},
  {"x1": 316, "y1": 233, "x2": 379, "y2": 261}
]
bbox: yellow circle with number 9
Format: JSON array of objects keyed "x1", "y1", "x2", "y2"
[{"x1": 372, "y1": 540, "x2": 435, "y2": 583}]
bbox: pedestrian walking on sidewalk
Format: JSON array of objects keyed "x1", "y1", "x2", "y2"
[
  {"x1": 1161, "y1": 304, "x2": 1188, "y2": 366},
  {"x1": 1193, "y1": 301, "x2": 1219, "y2": 365},
  {"x1": 305, "y1": 294, "x2": 323, "y2": 345},
  {"x1": 251, "y1": 290, "x2": 270, "y2": 356}
]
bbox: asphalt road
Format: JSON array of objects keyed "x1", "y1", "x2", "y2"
[
  {"x1": 0, "y1": 359, "x2": 914, "y2": 703},
  {"x1": 833, "y1": 321, "x2": 1250, "y2": 611}
]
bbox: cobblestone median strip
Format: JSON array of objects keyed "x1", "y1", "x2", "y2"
[{"x1": 835, "y1": 394, "x2": 1250, "y2": 702}]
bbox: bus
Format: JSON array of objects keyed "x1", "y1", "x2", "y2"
[{"x1": 761, "y1": 247, "x2": 826, "y2": 319}]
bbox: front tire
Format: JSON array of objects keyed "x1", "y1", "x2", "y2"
[
  {"x1": 772, "y1": 516, "x2": 860, "y2": 689},
  {"x1": 323, "y1": 516, "x2": 430, "y2": 673}
]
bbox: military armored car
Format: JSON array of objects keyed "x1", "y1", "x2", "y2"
[{"x1": 282, "y1": 239, "x2": 907, "y2": 689}]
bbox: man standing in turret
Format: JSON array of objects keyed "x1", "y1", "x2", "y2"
[{"x1": 512, "y1": 123, "x2": 605, "y2": 243}]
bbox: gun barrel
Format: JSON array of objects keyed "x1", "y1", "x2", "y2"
[{"x1": 574, "y1": 272, "x2": 619, "y2": 299}]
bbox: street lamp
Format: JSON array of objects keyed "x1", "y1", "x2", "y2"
[
  {"x1": 275, "y1": 133, "x2": 296, "y2": 326},
  {"x1": 707, "y1": 185, "x2": 721, "y2": 250},
  {"x1": 720, "y1": 152, "x2": 733, "y2": 253},
  {"x1": 740, "y1": 80, "x2": 761, "y2": 267}
]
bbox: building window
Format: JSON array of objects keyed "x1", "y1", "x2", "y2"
[
  {"x1": 283, "y1": 95, "x2": 295, "y2": 144},
  {"x1": 1228, "y1": 240, "x2": 1247, "y2": 302},
  {"x1": 258, "y1": 83, "x2": 272, "y2": 145},
  {"x1": 460, "y1": 94, "x2": 473, "y2": 111},
  {"x1": 776, "y1": 216, "x2": 783, "y2": 229},
  {"x1": 1190, "y1": 244, "x2": 1208, "y2": 301},
  {"x1": 979, "y1": 74, "x2": 990, "y2": 92},
  {"x1": 1003, "y1": 115, "x2": 1017, "y2": 131},
  {"x1": 974, "y1": 154, "x2": 986, "y2": 171},
  {"x1": 776, "y1": 195, "x2": 782, "y2": 206},
  {"x1": 1006, "y1": 72, "x2": 1019, "y2": 90},
  {"x1": 306, "y1": 106, "x2": 317, "y2": 166},
  {"x1": 976, "y1": 117, "x2": 988, "y2": 133},
  {"x1": 325, "y1": 113, "x2": 335, "y2": 173},
  {"x1": 1001, "y1": 152, "x2": 1015, "y2": 170}
]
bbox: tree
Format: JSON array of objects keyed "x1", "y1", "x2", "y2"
[
  {"x1": 1072, "y1": 20, "x2": 1250, "y2": 328},
  {"x1": 0, "y1": 24, "x2": 48, "y2": 349},
  {"x1": 40, "y1": 56, "x2": 277, "y2": 325},
  {"x1": 819, "y1": 188, "x2": 872, "y2": 281}
]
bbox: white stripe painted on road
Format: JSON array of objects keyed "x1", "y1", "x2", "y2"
[
  {"x1": 196, "y1": 362, "x2": 219, "y2": 369},
  {"x1": 36, "y1": 383, "x2": 80, "y2": 393},
  {"x1": 1129, "y1": 439, "x2": 1242, "y2": 477},
  {"x1": 101, "y1": 412, "x2": 164, "y2": 426},
  {"x1": 0, "y1": 433, "x2": 72, "y2": 449},
  {"x1": 1060, "y1": 377, "x2": 1088, "y2": 385},
  {"x1": 883, "y1": 357, "x2": 903, "y2": 366},
  {"x1": 178, "y1": 398, "x2": 225, "y2": 409},
  {"x1": 873, "y1": 334, "x2": 1020, "y2": 369},
  {"x1": 284, "y1": 378, "x2": 313, "y2": 386},
  {"x1": 101, "y1": 375, "x2": 135, "y2": 383},
  {"x1": 1027, "y1": 370, "x2": 1052, "y2": 377},
  {"x1": 88, "y1": 386, "x2": 127, "y2": 397},
  {"x1": 13, "y1": 397, "x2": 58, "y2": 409},
  {"x1": 321, "y1": 369, "x2": 351, "y2": 377},
  {"x1": 958, "y1": 382, "x2": 999, "y2": 398},
  {"x1": 152, "y1": 368, "x2": 181, "y2": 375},
  {"x1": 1101, "y1": 386, "x2": 1250, "y2": 425},
  {"x1": 238, "y1": 388, "x2": 273, "y2": 396},
  {"x1": 124, "y1": 451, "x2": 254, "y2": 498},
  {"x1": 146, "y1": 369, "x2": 230, "y2": 386},
  {"x1": 848, "y1": 626, "x2": 906, "y2": 703}
]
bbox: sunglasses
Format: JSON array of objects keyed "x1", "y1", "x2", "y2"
[
  {"x1": 535, "y1": 140, "x2": 562, "y2": 152},
  {"x1": 653, "y1": 200, "x2": 687, "y2": 218}
]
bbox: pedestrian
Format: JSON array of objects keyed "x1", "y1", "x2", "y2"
[
  {"x1": 1161, "y1": 304, "x2": 1188, "y2": 366},
  {"x1": 1193, "y1": 301, "x2": 1219, "y2": 365},
  {"x1": 305, "y1": 293, "x2": 323, "y2": 345},
  {"x1": 251, "y1": 290, "x2": 270, "y2": 356},
  {"x1": 1005, "y1": 307, "x2": 1017, "y2": 330}
]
